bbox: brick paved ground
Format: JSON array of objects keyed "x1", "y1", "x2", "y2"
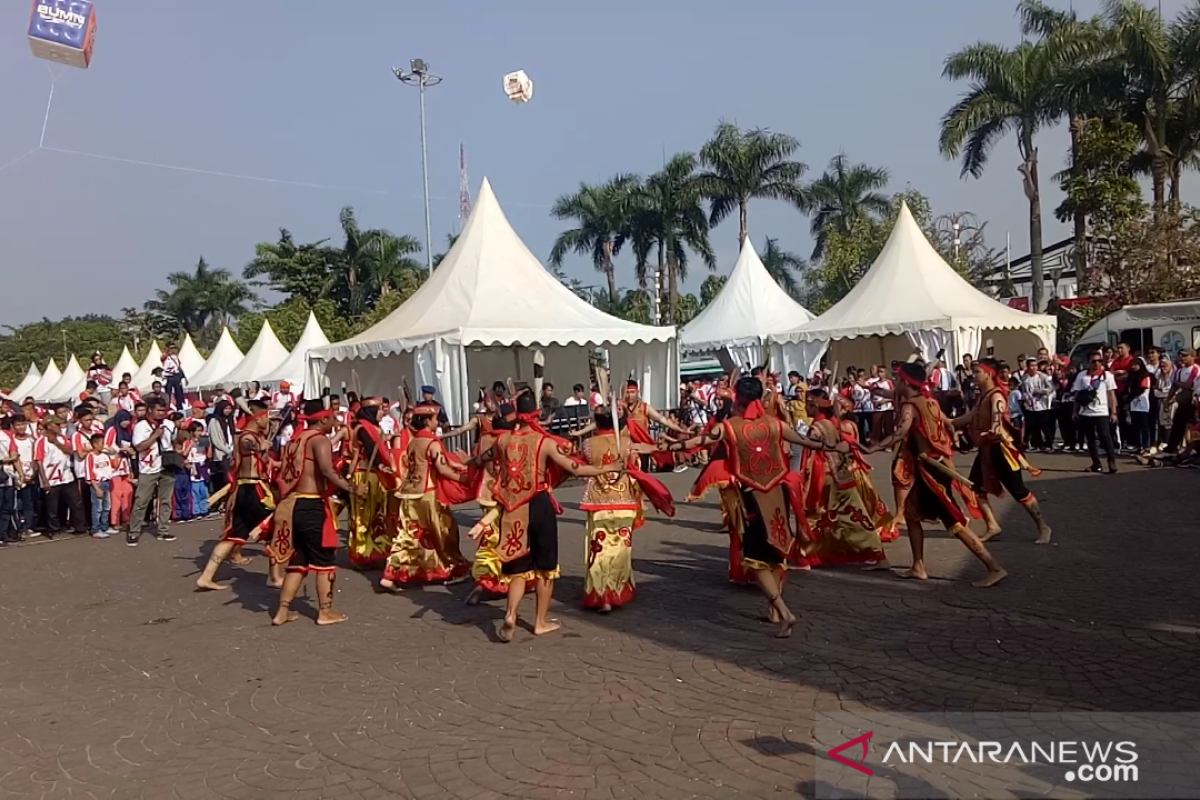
[{"x1": 1, "y1": 452, "x2": 1197, "y2": 800}]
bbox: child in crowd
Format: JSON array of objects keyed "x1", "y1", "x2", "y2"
[
  {"x1": 187, "y1": 423, "x2": 210, "y2": 518},
  {"x1": 83, "y1": 433, "x2": 114, "y2": 539}
]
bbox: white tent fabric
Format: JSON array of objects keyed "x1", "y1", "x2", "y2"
[
  {"x1": 110, "y1": 347, "x2": 139, "y2": 382},
  {"x1": 770, "y1": 203, "x2": 1056, "y2": 374},
  {"x1": 8, "y1": 362, "x2": 42, "y2": 400},
  {"x1": 209, "y1": 320, "x2": 288, "y2": 388},
  {"x1": 261, "y1": 312, "x2": 329, "y2": 390},
  {"x1": 680, "y1": 236, "x2": 814, "y2": 370},
  {"x1": 43, "y1": 356, "x2": 85, "y2": 403},
  {"x1": 188, "y1": 328, "x2": 245, "y2": 390},
  {"x1": 26, "y1": 360, "x2": 62, "y2": 403},
  {"x1": 308, "y1": 177, "x2": 677, "y2": 423},
  {"x1": 130, "y1": 342, "x2": 163, "y2": 391},
  {"x1": 178, "y1": 333, "x2": 206, "y2": 380}
]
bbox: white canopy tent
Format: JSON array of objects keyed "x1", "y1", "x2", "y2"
[
  {"x1": 178, "y1": 333, "x2": 206, "y2": 380},
  {"x1": 188, "y1": 328, "x2": 245, "y2": 390},
  {"x1": 110, "y1": 347, "x2": 139, "y2": 382},
  {"x1": 42, "y1": 356, "x2": 85, "y2": 403},
  {"x1": 8, "y1": 362, "x2": 41, "y2": 400},
  {"x1": 130, "y1": 341, "x2": 163, "y2": 391},
  {"x1": 26, "y1": 360, "x2": 61, "y2": 403},
  {"x1": 261, "y1": 312, "x2": 329, "y2": 390},
  {"x1": 307, "y1": 178, "x2": 677, "y2": 424},
  {"x1": 208, "y1": 320, "x2": 288, "y2": 389},
  {"x1": 680, "y1": 236, "x2": 814, "y2": 370},
  {"x1": 770, "y1": 203, "x2": 1057, "y2": 376}
]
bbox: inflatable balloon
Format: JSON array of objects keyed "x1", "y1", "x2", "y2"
[
  {"x1": 503, "y1": 70, "x2": 533, "y2": 104},
  {"x1": 28, "y1": 0, "x2": 97, "y2": 69}
]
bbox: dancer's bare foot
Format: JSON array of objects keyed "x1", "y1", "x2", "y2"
[
  {"x1": 271, "y1": 610, "x2": 299, "y2": 626},
  {"x1": 465, "y1": 587, "x2": 483, "y2": 606},
  {"x1": 980, "y1": 527, "x2": 1002, "y2": 542},
  {"x1": 973, "y1": 568, "x2": 1008, "y2": 588},
  {"x1": 898, "y1": 564, "x2": 929, "y2": 580},
  {"x1": 266, "y1": 578, "x2": 284, "y2": 589},
  {"x1": 533, "y1": 619, "x2": 562, "y2": 636},
  {"x1": 195, "y1": 577, "x2": 228, "y2": 591},
  {"x1": 1034, "y1": 526, "x2": 1052, "y2": 545},
  {"x1": 316, "y1": 611, "x2": 349, "y2": 626},
  {"x1": 598, "y1": 603, "x2": 612, "y2": 614},
  {"x1": 861, "y1": 560, "x2": 892, "y2": 571},
  {"x1": 766, "y1": 604, "x2": 781, "y2": 624},
  {"x1": 775, "y1": 609, "x2": 796, "y2": 638},
  {"x1": 230, "y1": 556, "x2": 252, "y2": 566},
  {"x1": 498, "y1": 616, "x2": 516, "y2": 643}
]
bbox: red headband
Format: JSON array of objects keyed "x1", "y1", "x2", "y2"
[
  {"x1": 516, "y1": 411, "x2": 541, "y2": 423},
  {"x1": 301, "y1": 408, "x2": 335, "y2": 422},
  {"x1": 976, "y1": 362, "x2": 1000, "y2": 382},
  {"x1": 895, "y1": 368, "x2": 932, "y2": 397}
]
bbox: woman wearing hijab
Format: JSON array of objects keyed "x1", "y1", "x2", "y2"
[{"x1": 104, "y1": 409, "x2": 137, "y2": 530}]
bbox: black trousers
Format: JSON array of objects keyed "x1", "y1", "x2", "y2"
[
  {"x1": 1025, "y1": 409, "x2": 1053, "y2": 449},
  {"x1": 165, "y1": 375, "x2": 186, "y2": 408},
  {"x1": 1167, "y1": 401, "x2": 1196, "y2": 453},
  {"x1": 1056, "y1": 405, "x2": 1078, "y2": 447},
  {"x1": 1078, "y1": 416, "x2": 1116, "y2": 468},
  {"x1": 45, "y1": 482, "x2": 86, "y2": 534}
]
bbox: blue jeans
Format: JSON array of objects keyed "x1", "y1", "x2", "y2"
[{"x1": 90, "y1": 480, "x2": 112, "y2": 532}]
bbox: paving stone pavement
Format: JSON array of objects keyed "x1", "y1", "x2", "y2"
[{"x1": 0, "y1": 452, "x2": 1196, "y2": 800}]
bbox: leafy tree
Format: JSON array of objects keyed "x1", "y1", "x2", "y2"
[
  {"x1": 939, "y1": 39, "x2": 1063, "y2": 312},
  {"x1": 673, "y1": 293, "x2": 701, "y2": 325},
  {"x1": 243, "y1": 229, "x2": 341, "y2": 308},
  {"x1": 629, "y1": 154, "x2": 717, "y2": 323},
  {"x1": 695, "y1": 121, "x2": 808, "y2": 246},
  {"x1": 234, "y1": 298, "x2": 355, "y2": 351},
  {"x1": 700, "y1": 275, "x2": 727, "y2": 306},
  {"x1": 611, "y1": 289, "x2": 654, "y2": 325},
  {"x1": 549, "y1": 175, "x2": 640, "y2": 305},
  {"x1": 759, "y1": 236, "x2": 807, "y2": 298},
  {"x1": 145, "y1": 257, "x2": 256, "y2": 347},
  {"x1": 807, "y1": 154, "x2": 890, "y2": 261},
  {"x1": 0, "y1": 316, "x2": 130, "y2": 388},
  {"x1": 1056, "y1": 117, "x2": 1146, "y2": 238},
  {"x1": 1089, "y1": 206, "x2": 1200, "y2": 308}
]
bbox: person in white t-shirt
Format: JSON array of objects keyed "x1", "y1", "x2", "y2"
[
  {"x1": 128, "y1": 399, "x2": 178, "y2": 545},
  {"x1": 271, "y1": 381, "x2": 297, "y2": 410},
  {"x1": 1072, "y1": 351, "x2": 1118, "y2": 473},
  {"x1": 1167, "y1": 348, "x2": 1200, "y2": 453},
  {"x1": 35, "y1": 416, "x2": 87, "y2": 536},
  {"x1": 10, "y1": 416, "x2": 37, "y2": 537},
  {"x1": 248, "y1": 381, "x2": 271, "y2": 403},
  {"x1": 563, "y1": 384, "x2": 589, "y2": 407},
  {"x1": 83, "y1": 433, "x2": 116, "y2": 538}
]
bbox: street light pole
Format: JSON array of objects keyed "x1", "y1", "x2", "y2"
[{"x1": 393, "y1": 59, "x2": 442, "y2": 272}]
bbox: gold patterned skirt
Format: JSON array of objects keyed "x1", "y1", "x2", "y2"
[
  {"x1": 583, "y1": 510, "x2": 637, "y2": 609},
  {"x1": 383, "y1": 492, "x2": 469, "y2": 583},
  {"x1": 347, "y1": 471, "x2": 391, "y2": 568}
]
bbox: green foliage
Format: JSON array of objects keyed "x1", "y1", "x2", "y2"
[
  {"x1": 700, "y1": 275, "x2": 727, "y2": 305},
  {"x1": 233, "y1": 298, "x2": 355, "y2": 351},
  {"x1": 0, "y1": 316, "x2": 129, "y2": 389},
  {"x1": 807, "y1": 154, "x2": 890, "y2": 261},
  {"x1": 1090, "y1": 207, "x2": 1200, "y2": 308},
  {"x1": 1057, "y1": 118, "x2": 1146, "y2": 228},
  {"x1": 144, "y1": 257, "x2": 256, "y2": 348}
]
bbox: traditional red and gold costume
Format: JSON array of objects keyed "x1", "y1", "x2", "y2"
[
  {"x1": 687, "y1": 412, "x2": 756, "y2": 584},
  {"x1": 891, "y1": 383, "x2": 981, "y2": 528},
  {"x1": 221, "y1": 426, "x2": 275, "y2": 545},
  {"x1": 623, "y1": 397, "x2": 676, "y2": 471},
  {"x1": 577, "y1": 430, "x2": 674, "y2": 609},
  {"x1": 382, "y1": 425, "x2": 472, "y2": 584},
  {"x1": 346, "y1": 409, "x2": 393, "y2": 567},
  {"x1": 967, "y1": 366, "x2": 1041, "y2": 504},
  {"x1": 267, "y1": 428, "x2": 338, "y2": 571},
  {"x1": 489, "y1": 422, "x2": 572, "y2": 581}
]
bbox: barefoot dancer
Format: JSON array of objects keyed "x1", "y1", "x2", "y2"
[
  {"x1": 380, "y1": 403, "x2": 472, "y2": 588},
  {"x1": 196, "y1": 399, "x2": 278, "y2": 591},
  {"x1": 962, "y1": 359, "x2": 1053, "y2": 544},
  {"x1": 475, "y1": 392, "x2": 619, "y2": 642},
  {"x1": 464, "y1": 404, "x2": 517, "y2": 606},
  {"x1": 662, "y1": 377, "x2": 848, "y2": 637},
  {"x1": 867, "y1": 363, "x2": 1006, "y2": 588},
  {"x1": 345, "y1": 401, "x2": 395, "y2": 568},
  {"x1": 271, "y1": 400, "x2": 364, "y2": 626}
]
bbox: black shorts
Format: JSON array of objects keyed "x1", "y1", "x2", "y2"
[
  {"x1": 287, "y1": 497, "x2": 337, "y2": 574},
  {"x1": 224, "y1": 483, "x2": 272, "y2": 543},
  {"x1": 501, "y1": 491, "x2": 558, "y2": 576},
  {"x1": 740, "y1": 488, "x2": 785, "y2": 568},
  {"x1": 968, "y1": 445, "x2": 1031, "y2": 502}
]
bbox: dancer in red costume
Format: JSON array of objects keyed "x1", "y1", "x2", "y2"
[{"x1": 663, "y1": 378, "x2": 847, "y2": 637}]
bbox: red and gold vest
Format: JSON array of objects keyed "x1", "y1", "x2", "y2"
[
  {"x1": 490, "y1": 428, "x2": 549, "y2": 513},
  {"x1": 398, "y1": 435, "x2": 437, "y2": 497},
  {"x1": 904, "y1": 397, "x2": 955, "y2": 460},
  {"x1": 579, "y1": 432, "x2": 638, "y2": 512},
  {"x1": 722, "y1": 416, "x2": 789, "y2": 492},
  {"x1": 276, "y1": 429, "x2": 323, "y2": 497}
]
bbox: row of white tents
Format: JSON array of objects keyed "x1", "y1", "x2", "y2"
[
  {"x1": 297, "y1": 178, "x2": 1054, "y2": 426},
  {"x1": 8, "y1": 312, "x2": 331, "y2": 405}
]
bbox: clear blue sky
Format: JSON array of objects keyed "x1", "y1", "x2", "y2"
[{"x1": 0, "y1": 0, "x2": 1190, "y2": 325}]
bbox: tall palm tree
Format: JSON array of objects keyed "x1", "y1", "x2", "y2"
[
  {"x1": 940, "y1": 39, "x2": 1061, "y2": 312},
  {"x1": 145, "y1": 257, "x2": 255, "y2": 343},
  {"x1": 695, "y1": 121, "x2": 808, "y2": 246},
  {"x1": 806, "y1": 155, "x2": 890, "y2": 261},
  {"x1": 629, "y1": 154, "x2": 717, "y2": 324},
  {"x1": 548, "y1": 174, "x2": 640, "y2": 305},
  {"x1": 359, "y1": 231, "x2": 423, "y2": 298},
  {"x1": 759, "y1": 237, "x2": 807, "y2": 298},
  {"x1": 244, "y1": 229, "x2": 340, "y2": 307}
]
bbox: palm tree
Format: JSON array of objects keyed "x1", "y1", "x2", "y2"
[
  {"x1": 940, "y1": 39, "x2": 1061, "y2": 312},
  {"x1": 806, "y1": 155, "x2": 890, "y2": 261},
  {"x1": 145, "y1": 257, "x2": 255, "y2": 344},
  {"x1": 759, "y1": 237, "x2": 807, "y2": 298},
  {"x1": 433, "y1": 233, "x2": 459, "y2": 268},
  {"x1": 695, "y1": 122, "x2": 809, "y2": 246},
  {"x1": 359, "y1": 231, "x2": 423, "y2": 297},
  {"x1": 629, "y1": 154, "x2": 717, "y2": 324},
  {"x1": 548, "y1": 174, "x2": 640, "y2": 305},
  {"x1": 244, "y1": 229, "x2": 340, "y2": 307}
]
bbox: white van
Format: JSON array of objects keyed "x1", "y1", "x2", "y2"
[{"x1": 1069, "y1": 300, "x2": 1200, "y2": 365}]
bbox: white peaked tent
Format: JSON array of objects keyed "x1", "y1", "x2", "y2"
[
  {"x1": 43, "y1": 356, "x2": 85, "y2": 403},
  {"x1": 187, "y1": 328, "x2": 245, "y2": 390},
  {"x1": 308, "y1": 178, "x2": 677, "y2": 424},
  {"x1": 680, "y1": 236, "x2": 814, "y2": 370},
  {"x1": 262, "y1": 312, "x2": 329, "y2": 389},
  {"x1": 8, "y1": 362, "x2": 42, "y2": 400},
  {"x1": 770, "y1": 203, "x2": 1057, "y2": 376},
  {"x1": 209, "y1": 320, "x2": 288, "y2": 388},
  {"x1": 110, "y1": 346, "x2": 139, "y2": 383},
  {"x1": 178, "y1": 333, "x2": 206, "y2": 379},
  {"x1": 26, "y1": 360, "x2": 62, "y2": 403},
  {"x1": 130, "y1": 341, "x2": 163, "y2": 391}
]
